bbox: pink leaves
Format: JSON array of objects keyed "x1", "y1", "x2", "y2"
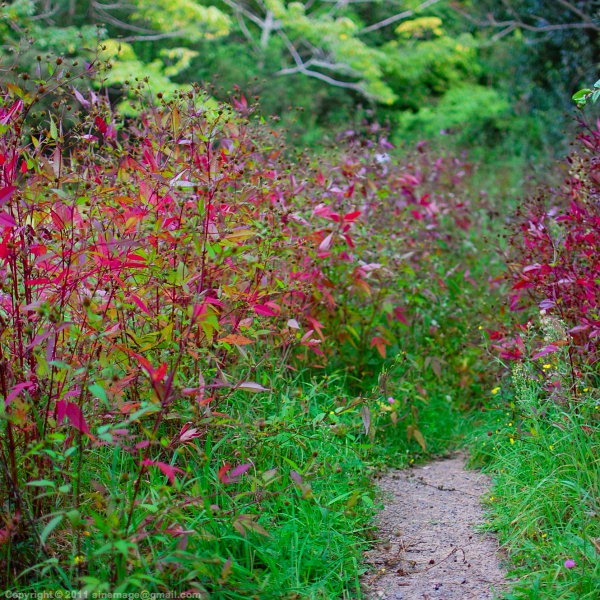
[
  {"x1": 131, "y1": 294, "x2": 152, "y2": 316},
  {"x1": 73, "y1": 88, "x2": 90, "y2": 107},
  {"x1": 253, "y1": 302, "x2": 280, "y2": 317},
  {"x1": 4, "y1": 381, "x2": 34, "y2": 408},
  {"x1": 236, "y1": 381, "x2": 270, "y2": 392},
  {"x1": 219, "y1": 463, "x2": 252, "y2": 484},
  {"x1": 319, "y1": 232, "x2": 334, "y2": 251},
  {"x1": 66, "y1": 402, "x2": 91, "y2": 435},
  {"x1": 0, "y1": 100, "x2": 22, "y2": 126},
  {"x1": 141, "y1": 460, "x2": 184, "y2": 485},
  {"x1": 0, "y1": 212, "x2": 16, "y2": 228},
  {"x1": 532, "y1": 345, "x2": 558, "y2": 359},
  {"x1": 55, "y1": 399, "x2": 93, "y2": 438}
]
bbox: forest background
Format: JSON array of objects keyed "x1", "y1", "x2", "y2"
[{"x1": 3, "y1": 0, "x2": 592, "y2": 165}]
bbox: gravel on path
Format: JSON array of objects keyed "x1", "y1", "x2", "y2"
[{"x1": 364, "y1": 454, "x2": 512, "y2": 600}]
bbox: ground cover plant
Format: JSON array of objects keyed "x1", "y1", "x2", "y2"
[
  {"x1": 472, "y1": 105, "x2": 600, "y2": 599},
  {"x1": 0, "y1": 41, "x2": 500, "y2": 597}
]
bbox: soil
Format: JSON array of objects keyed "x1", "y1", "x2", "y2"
[{"x1": 364, "y1": 454, "x2": 512, "y2": 600}]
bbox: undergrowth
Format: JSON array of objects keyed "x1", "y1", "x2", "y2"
[{"x1": 0, "y1": 41, "x2": 499, "y2": 597}]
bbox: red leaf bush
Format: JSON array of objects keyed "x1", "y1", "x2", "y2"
[
  {"x1": 0, "y1": 55, "x2": 491, "y2": 592},
  {"x1": 507, "y1": 119, "x2": 600, "y2": 362}
]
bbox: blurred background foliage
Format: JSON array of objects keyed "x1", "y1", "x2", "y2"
[{"x1": 3, "y1": 0, "x2": 599, "y2": 164}]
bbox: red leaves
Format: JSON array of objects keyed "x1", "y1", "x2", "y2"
[
  {"x1": 253, "y1": 304, "x2": 278, "y2": 317},
  {"x1": 131, "y1": 294, "x2": 151, "y2": 316},
  {"x1": 217, "y1": 463, "x2": 231, "y2": 483},
  {"x1": 370, "y1": 336, "x2": 391, "y2": 358},
  {"x1": 95, "y1": 116, "x2": 108, "y2": 134},
  {"x1": 66, "y1": 402, "x2": 91, "y2": 435},
  {"x1": 0, "y1": 186, "x2": 16, "y2": 206},
  {"x1": 141, "y1": 460, "x2": 184, "y2": 485}
]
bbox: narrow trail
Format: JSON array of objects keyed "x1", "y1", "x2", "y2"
[{"x1": 364, "y1": 454, "x2": 512, "y2": 600}]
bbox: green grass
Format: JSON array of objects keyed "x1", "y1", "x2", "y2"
[
  {"x1": 471, "y1": 342, "x2": 600, "y2": 599},
  {"x1": 5, "y1": 354, "x2": 473, "y2": 598}
]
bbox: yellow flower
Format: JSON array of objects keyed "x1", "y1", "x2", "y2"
[
  {"x1": 584, "y1": 388, "x2": 589, "y2": 392},
  {"x1": 509, "y1": 422, "x2": 513, "y2": 426},
  {"x1": 543, "y1": 364, "x2": 552, "y2": 369},
  {"x1": 542, "y1": 534, "x2": 547, "y2": 538},
  {"x1": 510, "y1": 438, "x2": 514, "y2": 444},
  {"x1": 478, "y1": 326, "x2": 483, "y2": 330},
  {"x1": 549, "y1": 445, "x2": 553, "y2": 450},
  {"x1": 74, "y1": 555, "x2": 85, "y2": 565},
  {"x1": 491, "y1": 387, "x2": 501, "y2": 395}
]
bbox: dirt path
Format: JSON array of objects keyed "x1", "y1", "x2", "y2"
[{"x1": 364, "y1": 454, "x2": 511, "y2": 600}]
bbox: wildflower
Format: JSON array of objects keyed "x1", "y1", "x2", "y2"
[
  {"x1": 510, "y1": 438, "x2": 514, "y2": 444},
  {"x1": 549, "y1": 445, "x2": 553, "y2": 451},
  {"x1": 491, "y1": 387, "x2": 501, "y2": 395},
  {"x1": 584, "y1": 388, "x2": 589, "y2": 392},
  {"x1": 543, "y1": 364, "x2": 552, "y2": 370},
  {"x1": 542, "y1": 534, "x2": 547, "y2": 538},
  {"x1": 564, "y1": 559, "x2": 576, "y2": 569},
  {"x1": 509, "y1": 422, "x2": 512, "y2": 426},
  {"x1": 478, "y1": 326, "x2": 483, "y2": 330},
  {"x1": 387, "y1": 397, "x2": 395, "y2": 404},
  {"x1": 74, "y1": 555, "x2": 85, "y2": 565}
]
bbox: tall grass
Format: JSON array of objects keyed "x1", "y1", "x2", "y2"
[{"x1": 474, "y1": 318, "x2": 600, "y2": 599}]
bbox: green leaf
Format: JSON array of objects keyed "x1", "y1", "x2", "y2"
[
  {"x1": 88, "y1": 383, "x2": 107, "y2": 403},
  {"x1": 40, "y1": 515, "x2": 63, "y2": 546},
  {"x1": 27, "y1": 479, "x2": 56, "y2": 488},
  {"x1": 346, "y1": 490, "x2": 360, "y2": 509},
  {"x1": 49, "y1": 115, "x2": 57, "y2": 140}
]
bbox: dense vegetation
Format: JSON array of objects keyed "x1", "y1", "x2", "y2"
[{"x1": 3, "y1": 1, "x2": 600, "y2": 599}]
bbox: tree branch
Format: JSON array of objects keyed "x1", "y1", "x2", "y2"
[{"x1": 276, "y1": 30, "x2": 365, "y2": 93}]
